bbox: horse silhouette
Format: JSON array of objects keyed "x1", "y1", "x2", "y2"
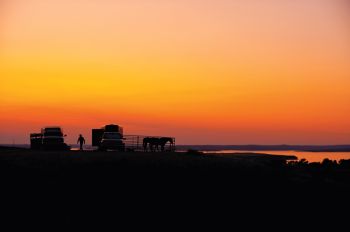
[
  {"x1": 159, "y1": 137, "x2": 174, "y2": 152},
  {"x1": 143, "y1": 137, "x2": 174, "y2": 152},
  {"x1": 143, "y1": 137, "x2": 159, "y2": 152}
]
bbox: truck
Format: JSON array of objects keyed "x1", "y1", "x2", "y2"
[
  {"x1": 30, "y1": 127, "x2": 70, "y2": 150},
  {"x1": 92, "y1": 124, "x2": 125, "y2": 151}
]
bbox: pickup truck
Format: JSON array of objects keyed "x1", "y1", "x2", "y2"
[
  {"x1": 30, "y1": 127, "x2": 70, "y2": 150},
  {"x1": 92, "y1": 124, "x2": 125, "y2": 151}
]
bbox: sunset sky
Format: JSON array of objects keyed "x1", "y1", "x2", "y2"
[{"x1": 1, "y1": 0, "x2": 350, "y2": 145}]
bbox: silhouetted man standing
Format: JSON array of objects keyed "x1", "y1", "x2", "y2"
[{"x1": 77, "y1": 134, "x2": 85, "y2": 150}]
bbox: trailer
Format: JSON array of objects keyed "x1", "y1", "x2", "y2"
[
  {"x1": 92, "y1": 124, "x2": 176, "y2": 152},
  {"x1": 30, "y1": 133, "x2": 43, "y2": 150},
  {"x1": 123, "y1": 135, "x2": 176, "y2": 152}
]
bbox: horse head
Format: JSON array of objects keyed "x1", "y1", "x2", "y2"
[{"x1": 160, "y1": 137, "x2": 173, "y2": 144}]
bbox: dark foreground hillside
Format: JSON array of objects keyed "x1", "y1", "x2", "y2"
[{"x1": 1, "y1": 148, "x2": 349, "y2": 228}]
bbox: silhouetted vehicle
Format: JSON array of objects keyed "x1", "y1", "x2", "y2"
[
  {"x1": 30, "y1": 127, "x2": 70, "y2": 150},
  {"x1": 92, "y1": 124, "x2": 125, "y2": 151}
]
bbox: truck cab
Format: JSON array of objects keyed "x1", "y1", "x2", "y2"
[{"x1": 92, "y1": 124, "x2": 125, "y2": 151}]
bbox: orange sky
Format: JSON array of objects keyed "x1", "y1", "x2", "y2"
[{"x1": 1, "y1": 0, "x2": 350, "y2": 145}]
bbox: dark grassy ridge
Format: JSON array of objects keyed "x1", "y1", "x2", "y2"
[
  {"x1": 1, "y1": 148, "x2": 350, "y2": 200},
  {"x1": 1, "y1": 148, "x2": 350, "y2": 189},
  {"x1": 0, "y1": 149, "x2": 349, "y2": 228},
  {"x1": 0, "y1": 149, "x2": 298, "y2": 189}
]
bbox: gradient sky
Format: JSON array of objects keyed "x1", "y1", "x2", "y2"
[{"x1": 1, "y1": 0, "x2": 350, "y2": 145}]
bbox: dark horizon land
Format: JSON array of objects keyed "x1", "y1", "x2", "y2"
[
  {"x1": 1, "y1": 145, "x2": 350, "y2": 227},
  {"x1": 1, "y1": 145, "x2": 350, "y2": 187},
  {"x1": 0, "y1": 144, "x2": 350, "y2": 153},
  {"x1": 0, "y1": 143, "x2": 350, "y2": 151},
  {"x1": 3, "y1": 144, "x2": 350, "y2": 151}
]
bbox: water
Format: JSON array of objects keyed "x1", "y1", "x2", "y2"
[{"x1": 203, "y1": 150, "x2": 350, "y2": 163}]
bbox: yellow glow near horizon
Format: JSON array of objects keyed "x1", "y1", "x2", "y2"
[{"x1": 1, "y1": 0, "x2": 350, "y2": 144}]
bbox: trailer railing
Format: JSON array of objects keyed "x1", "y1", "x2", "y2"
[{"x1": 123, "y1": 135, "x2": 176, "y2": 152}]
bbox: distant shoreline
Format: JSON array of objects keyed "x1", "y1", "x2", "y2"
[
  {"x1": 176, "y1": 145, "x2": 350, "y2": 152},
  {"x1": 2, "y1": 144, "x2": 350, "y2": 152}
]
